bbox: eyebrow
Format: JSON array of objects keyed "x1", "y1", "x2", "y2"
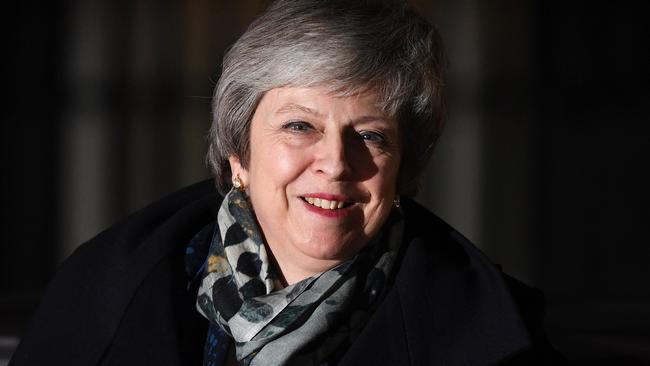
[
  {"x1": 275, "y1": 103, "x2": 324, "y2": 118},
  {"x1": 275, "y1": 102, "x2": 392, "y2": 125}
]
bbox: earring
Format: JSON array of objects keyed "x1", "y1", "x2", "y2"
[
  {"x1": 232, "y1": 175, "x2": 244, "y2": 191},
  {"x1": 393, "y1": 195, "x2": 401, "y2": 208}
]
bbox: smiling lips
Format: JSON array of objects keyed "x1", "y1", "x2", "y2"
[
  {"x1": 303, "y1": 197, "x2": 347, "y2": 209},
  {"x1": 300, "y1": 194, "x2": 354, "y2": 212}
]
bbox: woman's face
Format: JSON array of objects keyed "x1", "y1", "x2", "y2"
[{"x1": 229, "y1": 86, "x2": 400, "y2": 283}]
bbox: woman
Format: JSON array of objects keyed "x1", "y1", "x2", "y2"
[{"x1": 10, "y1": 0, "x2": 562, "y2": 365}]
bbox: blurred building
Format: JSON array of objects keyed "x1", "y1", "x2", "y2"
[{"x1": 1, "y1": 0, "x2": 649, "y2": 364}]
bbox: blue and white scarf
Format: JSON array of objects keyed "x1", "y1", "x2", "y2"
[{"x1": 191, "y1": 188, "x2": 403, "y2": 365}]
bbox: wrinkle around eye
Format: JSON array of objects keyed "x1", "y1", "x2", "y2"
[
  {"x1": 359, "y1": 130, "x2": 386, "y2": 143},
  {"x1": 276, "y1": 121, "x2": 320, "y2": 147},
  {"x1": 281, "y1": 120, "x2": 315, "y2": 133}
]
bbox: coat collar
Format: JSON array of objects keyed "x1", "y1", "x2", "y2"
[{"x1": 339, "y1": 198, "x2": 533, "y2": 365}]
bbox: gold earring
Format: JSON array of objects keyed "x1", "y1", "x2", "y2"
[
  {"x1": 233, "y1": 175, "x2": 244, "y2": 190},
  {"x1": 393, "y1": 195, "x2": 400, "y2": 208}
]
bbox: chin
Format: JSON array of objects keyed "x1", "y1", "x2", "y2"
[{"x1": 299, "y1": 236, "x2": 363, "y2": 262}]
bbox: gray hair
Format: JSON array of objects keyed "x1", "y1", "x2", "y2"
[{"x1": 207, "y1": 0, "x2": 446, "y2": 196}]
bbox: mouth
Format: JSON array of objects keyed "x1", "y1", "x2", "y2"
[{"x1": 300, "y1": 196, "x2": 353, "y2": 210}]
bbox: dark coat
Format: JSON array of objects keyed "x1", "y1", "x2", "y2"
[{"x1": 10, "y1": 180, "x2": 563, "y2": 365}]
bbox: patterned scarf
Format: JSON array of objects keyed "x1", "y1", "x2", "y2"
[{"x1": 194, "y1": 188, "x2": 403, "y2": 365}]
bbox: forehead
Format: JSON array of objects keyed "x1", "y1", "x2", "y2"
[{"x1": 257, "y1": 86, "x2": 390, "y2": 119}]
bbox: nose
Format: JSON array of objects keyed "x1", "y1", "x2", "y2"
[{"x1": 312, "y1": 131, "x2": 352, "y2": 180}]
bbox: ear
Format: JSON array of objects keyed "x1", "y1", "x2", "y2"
[{"x1": 228, "y1": 155, "x2": 249, "y2": 186}]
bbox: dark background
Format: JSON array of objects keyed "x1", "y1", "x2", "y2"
[{"x1": 1, "y1": 0, "x2": 649, "y2": 364}]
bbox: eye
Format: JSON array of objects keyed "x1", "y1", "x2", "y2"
[
  {"x1": 359, "y1": 130, "x2": 386, "y2": 144},
  {"x1": 282, "y1": 121, "x2": 313, "y2": 133}
]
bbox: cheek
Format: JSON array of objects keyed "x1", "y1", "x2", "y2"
[
  {"x1": 250, "y1": 143, "x2": 311, "y2": 192},
  {"x1": 363, "y1": 159, "x2": 400, "y2": 235},
  {"x1": 373, "y1": 156, "x2": 400, "y2": 194}
]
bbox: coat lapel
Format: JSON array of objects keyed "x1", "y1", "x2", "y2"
[{"x1": 340, "y1": 200, "x2": 533, "y2": 365}]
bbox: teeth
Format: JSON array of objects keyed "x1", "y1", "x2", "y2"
[{"x1": 303, "y1": 197, "x2": 348, "y2": 210}]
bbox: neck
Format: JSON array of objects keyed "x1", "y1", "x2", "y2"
[{"x1": 264, "y1": 242, "x2": 343, "y2": 286}]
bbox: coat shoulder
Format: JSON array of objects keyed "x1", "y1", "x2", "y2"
[
  {"x1": 10, "y1": 180, "x2": 221, "y2": 366},
  {"x1": 396, "y1": 197, "x2": 565, "y2": 365}
]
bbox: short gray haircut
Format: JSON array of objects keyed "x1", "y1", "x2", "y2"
[{"x1": 207, "y1": 0, "x2": 446, "y2": 196}]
